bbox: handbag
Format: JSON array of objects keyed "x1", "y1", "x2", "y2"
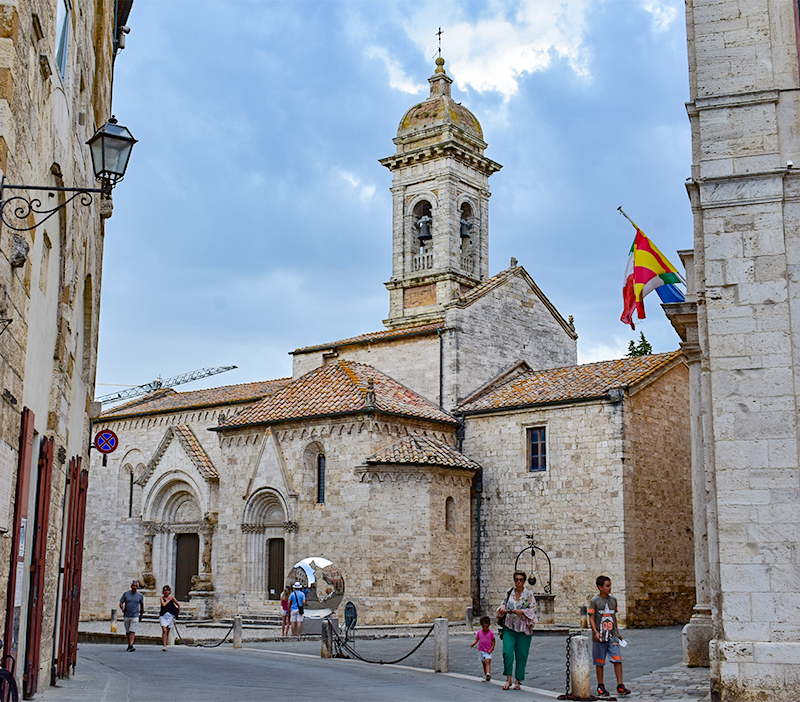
[
  {"x1": 292, "y1": 591, "x2": 304, "y2": 615},
  {"x1": 497, "y1": 587, "x2": 513, "y2": 639}
]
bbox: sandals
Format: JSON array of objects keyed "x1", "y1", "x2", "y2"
[
  {"x1": 514, "y1": 683, "x2": 522, "y2": 690},
  {"x1": 503, "y1": 680, "x2": 522, "y2": 691},
  {"x1": 503, "y1": 683, "x2": 511, "y2": 690}
]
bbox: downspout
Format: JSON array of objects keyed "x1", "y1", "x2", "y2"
[{"x1": 437, "y1": 329, "x2": 444, "y2": 410}]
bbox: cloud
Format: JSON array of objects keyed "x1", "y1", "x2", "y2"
[
  {"x1": 577, "y1": 336, "x2": 631, "y2": 364},
  {"x1": 402, "y1": 0, "x2": 594, "y2": 99},
  {"x1": 365, "y1": 46, "x2": 427, "y2": 94},
  {"x1": 640, "y1": 0, "x2": 679, "y2": 32},
  {"x1": 337, "y1": 169, "x2": 376, "y2": 202}
]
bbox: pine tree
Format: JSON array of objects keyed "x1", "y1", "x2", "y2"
[{"x1": 627, "y1": 332, "x2": 653, "y2": 357}]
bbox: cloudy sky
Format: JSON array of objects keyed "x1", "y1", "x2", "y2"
[{"x1": 97, "y1": 0, "x2": 692, "y2": 397}]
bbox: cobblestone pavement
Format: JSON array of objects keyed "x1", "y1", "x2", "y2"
[{"x1": 629, "y1": 663, "x2": 711, "y2": 701}]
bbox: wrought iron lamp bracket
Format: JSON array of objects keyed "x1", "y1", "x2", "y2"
[{"x1": 0, "y1": 176, "x2": 104, "y2": 232}]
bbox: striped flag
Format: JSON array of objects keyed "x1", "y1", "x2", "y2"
[{"x1": 621, "y1": 226, "x2": 685, "y2": 329}]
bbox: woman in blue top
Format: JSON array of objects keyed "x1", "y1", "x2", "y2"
[{"x1": 289, "y1": 582, "x2": 306, "y2": 636}]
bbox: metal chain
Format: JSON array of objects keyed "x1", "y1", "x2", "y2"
[
  {"x1": 565, "y1": 633, "x2": 572, "y2": 695},
  {"x1": 330, "y1": 622, "x2": 436, "y2": 665},
  {"x1": 173, "y1": 620, "x2": 236, "y2": 648}
]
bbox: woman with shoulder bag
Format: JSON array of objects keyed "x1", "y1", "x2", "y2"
[{"x1": 495, "y1": 570, "x2": 537, "y2": 690}]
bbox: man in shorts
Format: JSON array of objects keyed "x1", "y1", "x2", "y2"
[
  {"x1": 289, "y1": 581, "x2": 306, "y2": 636},
  {"x1": 588, "y1": 575, "x2": 630, "y2": 696},
  {"x1": 119, "y1": 580, "x2": 145, "y2": 651}
]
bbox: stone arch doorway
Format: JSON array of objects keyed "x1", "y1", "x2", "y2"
[
  {"x1": 143, "y1": 475, "x2": 207, "y2": 602},
  {"x1": 242, "y1": 489, "x2": 289, "y2": 601}
]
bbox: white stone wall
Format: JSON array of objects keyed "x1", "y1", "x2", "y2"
[
  {"x1": 686, "y1": 0, "x2": 800, "y2": 697},
  {"x1": 84, "y1": 407, "x2": 473, "y2": 625}
]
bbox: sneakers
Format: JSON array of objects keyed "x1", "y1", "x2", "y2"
[
  {"x1": 597, "y1": 684, "x2": 610, "y2": 697},
  {"x1": 616, "y1": 684, "x2": 631, "y2": 696},
  {"x1": 485, "y1": 674, "x2": 491, "y2": 681}
]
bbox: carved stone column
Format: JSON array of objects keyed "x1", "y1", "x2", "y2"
[
  {"x1": 662, "y1": 250, "x2": 711, "y2": 667},
  {"x1": 140, "y1": 533, "x2": 157, "y2": 595}
]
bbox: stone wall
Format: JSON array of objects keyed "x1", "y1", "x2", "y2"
[
  {"x1": 0, "y1": 0, "x2": 115, "y2": 692},
  {"x1": 623, "y1": 362, "x2": 694, "y2": 626},
  {"x1": 444, "y1": 269, "x2": 577, "y2": 409},
  {"x1": 464, "y1": 400, "x2": 629, "y2": 625},
  {"x1": 686, "y1": 0, "x2": 800, "y2": 697},
  {"x1": 85, "y1": 408, "x2": 473, "y2": 626}
]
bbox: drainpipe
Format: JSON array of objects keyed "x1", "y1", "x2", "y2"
[
  {"x1": 475, "y1": 467, "x2": 483, "y2": 613},
  {"x1": 437, "y1": 329, "x2": 444, "y2": 410}
]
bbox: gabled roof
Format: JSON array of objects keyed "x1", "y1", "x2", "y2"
[
  {"x1": 291, "y1": 322, "x2": 444, "y2": 355},
  {"x1": 100, "y1": 379, "x2": 291, "y2": 420},
  {"x1": 366, "y1": 434, "x2": 480, "y2": 471},
  {"x1": 137, "y1": 425, "x2": 218, "y2": 487},
  {"x1": 459, "y1": 351, "x2": 684, "y2": 414},
  {"x1": 447, "y1": 264, "x2": 578, "y2": 340},
  {"x1": 217, "y1": 360, "x2": 457, "y2": 429}
]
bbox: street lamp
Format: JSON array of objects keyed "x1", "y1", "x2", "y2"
[{"x1": 0, "y1": 115, "x2": 137, "y2": 232}]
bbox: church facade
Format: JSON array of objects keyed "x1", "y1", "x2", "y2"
[{"x1": 82, "y1": 58, "x2": 693, "y2": 627}]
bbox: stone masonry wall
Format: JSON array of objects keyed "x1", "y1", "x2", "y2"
[
  {"x1": 464, "y1": 400, "x2": 629, "y2": 626},
  {"x1": 623, "y1": 362, "x2": 695, "y2": 626},
  {"x1": 444, "y1": 272, "x2": 577, "y2": 410},
  {"x1": 686, "y1": 0, "x2": 800, "y2": 697}
]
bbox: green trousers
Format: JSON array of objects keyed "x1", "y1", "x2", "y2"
[{"x1": 502, "y1": 628, "x2": 532, "y2": 681}]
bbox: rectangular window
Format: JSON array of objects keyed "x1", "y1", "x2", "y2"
[
  {"x1": 55, "y1": 0, "x2": 70, "y2": 78},
  {"x1": 527, "y1": 427, "x2": 546, "y2": 472}
]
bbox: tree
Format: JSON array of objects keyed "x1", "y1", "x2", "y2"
[{"x1": 627, "y1": 332, "x2": 653, "y2": 357}]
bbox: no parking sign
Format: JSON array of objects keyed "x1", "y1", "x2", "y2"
[{"x1": 94, "y1": 430, "x2": 118, "y2": 454}]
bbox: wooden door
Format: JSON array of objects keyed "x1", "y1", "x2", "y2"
[
  {"x1": 175, "y1": 533, "x2": 199, "y2": 601},
  {"x1": 267, "y1": 538, "x2": 284, "y2": 600}
]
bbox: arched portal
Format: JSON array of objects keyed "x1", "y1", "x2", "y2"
[{"x1": 242, "y1": 489, "x2": 288, "y2": 600}]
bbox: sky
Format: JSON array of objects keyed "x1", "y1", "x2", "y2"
[{"x1": 97, "y1": 0, "x2": 693, "y2": 397}]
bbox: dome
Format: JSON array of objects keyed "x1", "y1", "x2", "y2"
[{"x1": 396, "y1": 58, "x2": 483, "y2": 141}]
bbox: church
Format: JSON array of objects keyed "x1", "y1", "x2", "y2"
[{"x1": 82, "y1": 58, "x2": 693, "y2": 626}]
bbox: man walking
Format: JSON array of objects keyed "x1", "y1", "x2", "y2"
[{"x1": 119, "y1": 580, "x2": 145, "y2": 651}]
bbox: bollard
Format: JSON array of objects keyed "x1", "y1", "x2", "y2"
[
  {"x1": 110, "y1": 609, "x2": 117, "y2": 634},
  {"x1": 233, "y1": 615, "x2": 243, "y2": 649},
  {"x1": 466, "y1": 606, "x2": 473, "y2": 629},
  {"x1": 569, "y1": 635, "x2": 591, "y2": 699},
  {"x1": 433, "y1": 618, "x2": 449, "y2": 673},
  {"x1": 320, "y1": 619, "x2": 334, "y2": 658}
]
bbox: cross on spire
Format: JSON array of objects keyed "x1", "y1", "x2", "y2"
[{"x1": 436, "y1": 27, "x2": 443, "y2": 58}]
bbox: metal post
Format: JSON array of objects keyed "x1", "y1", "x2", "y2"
[
  {"x1": 110, "y1": 609, "x2": 117, "y2": 633},
  {"x1": 569, "y1": 635, "x2": 592, "y2": 699},
  {"x1": 433, "y1": 618, "x2": 449, "y2": 673},
  {"x1": 320, "y1": 619, "x2": 333, "y2": 658},
  {"x1": 233, "y1": 615, "x2": 242, "y2": 649}
]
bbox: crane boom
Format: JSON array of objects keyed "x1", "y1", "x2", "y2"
[{"x1": 96, "y1": 365, "x2": 237, "y2": 404}]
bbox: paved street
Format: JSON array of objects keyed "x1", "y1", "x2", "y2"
[{"x1": 39, "y1": 626, "x2": 710, "y2": 701}]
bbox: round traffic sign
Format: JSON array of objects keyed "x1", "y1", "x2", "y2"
[{"x1": 94, "y1": 429, "x2": 119, "y2": 454}]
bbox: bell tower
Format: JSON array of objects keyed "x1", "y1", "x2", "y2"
[{"x1": 380, "y1": 58, "x2": 502, "y2": 329}]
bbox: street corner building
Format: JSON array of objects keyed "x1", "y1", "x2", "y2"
[
  {"x1": 0, "y1": 0, "x2": 134, "y2": 696},
  {"x1": 82, "y1": 58, "x2": 694, "y2": 629},
  {"x1": 662, "y1": 0, "x2": 800, "y2": 699}
]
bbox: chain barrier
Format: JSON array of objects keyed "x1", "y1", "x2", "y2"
[
  {"x1": 557, "y1": 632, "x2": 602, "y2": 701},
  {"x1": 173, "y1": 620, "x2": 236, "y2": 649},
  {"x1": 330, "y1": 622, "x2": 436, "y2": 665}
]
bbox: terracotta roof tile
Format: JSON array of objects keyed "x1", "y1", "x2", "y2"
[
  {"x1": 366, "y1": 434, "x2": 480, "y2": 470},
  {"x1": 459, "y1": 351, "x2": 683, "y2": 413},
  {"x1": 101, "y1": 379, "x2": 291, "y2": 419},
  {"x1": 172, "y1": 426, "x2": 218, "y2": 479},
  {"x1": 292, "y1": 323, "x2": 444, "y2": 354},
  {"x1": 219, "y1": 360, "x2": 456, "y2": 428}
]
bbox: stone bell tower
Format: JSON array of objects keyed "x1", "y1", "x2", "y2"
[{"x1": 380, "y1": 57, "x2": 502, "y2": 329}]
